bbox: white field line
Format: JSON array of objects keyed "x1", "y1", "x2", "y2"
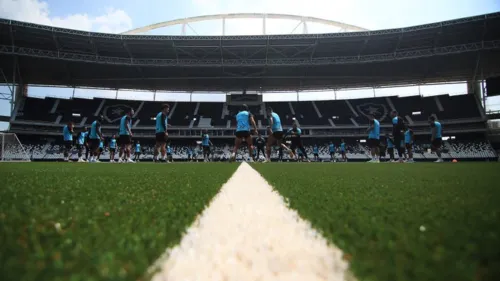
[{"x1": 149, "y1": 162, "x2": 352, "y2": 281}]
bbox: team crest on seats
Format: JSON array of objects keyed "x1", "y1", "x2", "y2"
[
  {"x1": 103, "y1": 104, "x2": 134, "y2": 123},
  {"x1": 356, "y1": 103, "x2": 387, "y2": 121}
]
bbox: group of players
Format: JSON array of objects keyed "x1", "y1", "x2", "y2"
[
  {"x1": 62, "y1": 104, "x2": 173, "y2": 163},
  {"x1": 61, "y1": 102, "x2": 443, "y2": 163},
  {"x1": 231, "y1": 105, "x2": 443, "y2": 163},
  {"x1": 364, "y1": 111, "x2": 443, "y2": 163}
]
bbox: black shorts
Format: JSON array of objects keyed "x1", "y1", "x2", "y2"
[
  {"x1": 272, "y1": 131, "x2": 284, "y2": 140},
  {"x1": 432, "y1": 138, "x2": 442, "y2": 149},
  {"x1": 405, "y1": 143, "x2": 413, "y2": 150},
  {"x1": 135, "y1": 151, "x2": 141, "y2": 155},
  {"x1": 203, "y1": 145, "x2": 211, "y2": 153},
  {"x1": 119, "y1": 135, "x2": 132, "y2": 145},
  {"x1": 155, "y1": 132, "x2": 167, "y2": 143},
  {"x1": 330, "y1": 152, "x2": 335, "y2": 156},
  {"x1": 393, "y1": 134, "x2": 403, "y2": 148},
  {"x1": 367, "y1": 138, "x2": 380, "y2": 148},
  {"x1": 64, "y1": 141, "x2": 72, "y2": 150},
  {"x1": 77, "y1": 144, "x2": 83, "y2": 150},
  {"x1": 235, "y1": 131, "x2": 250, "y2": 138},
  {"x1": 290, "y1": 140, "x2": 302, "y2": 150},
  {"x1": 99, "y1": 147, "x2": 103, "y2": 153},
  {"x1": 313, "y1": 153, "x2": 319, "y2": 157},
  {"x1": 88, "y1": 139, "x2": 100, "y2": 150},
  {"x1": 109, "y1": 148, "x2": 116, "y2": 153}
]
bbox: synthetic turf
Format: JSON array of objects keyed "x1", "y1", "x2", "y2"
[
  {"x1": 0, "y1": 162, "x2": 237, "y2": 281},
  {"x1": 253, "y1": 162, "x2": 500, "y2": 281}
]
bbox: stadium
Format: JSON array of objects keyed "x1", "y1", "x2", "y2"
[{"x1": 1, "y1": 8, "x2": 500, "y2": 281}]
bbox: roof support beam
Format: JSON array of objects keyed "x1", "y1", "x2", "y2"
[
  {"x1": 310, "y1": 39, "x2": 318, "y2": 61},
  {"x1": 1, "y1": 40, "x2": 500, "y2": 67}
]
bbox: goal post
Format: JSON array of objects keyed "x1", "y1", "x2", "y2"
[{"x1": 0, "y1": 133, "x2": 31, "y2": 162}]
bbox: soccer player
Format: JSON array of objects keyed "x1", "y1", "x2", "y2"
[
  {"x1": 88, "y1": 115, "x2": 104, "y2": 163},
  {"x1": 366, "y1": 114, "x2": 381, "y2": 163},
  {"x1": 265, "y1": 107, "x2": 294, "y2": 162},
  {"x1": 187, "y1": 147, "x2": 193, "y2": 161},
  {"x1": 404, "y1": 125, "x2": 415, "y2": 163},
  {"x1": 134, "y1": 141, "x2": 141, "y2": 162},
  {"x1": 154, "y1": 104, "x2": 170, "y2": 162},
  {"x1": 109, "y1": 135, "x2": 117, "y2": 162},
  {"x1": 313, "y1": 144, "x2": 319, "y2": 162},
  {"x1": 391, "y1": 110, "x2": 406, "y2": 163},
  {"x1": 167, "y1": 143, "x2": 173, "y2": 163},
  {"x1": 328, "y1": 141, "x2": 336, "y2": 162},
  {"x1": 97, "y1": 139, "x2": 104, "y2": 161},
  {"x1": 286, "y1": 122, "x2": 310, "y2": 162},
  {"x1": 201, "y1": 130, "x2": 213, "y2": 162},
  {"x1": 118, "y1": 108, "x2": 135, "y2": 163},
  {"x1": 254, "y1": 133, "x2": 266, "y2": 160},
  {"x1": 231, "y1": 104, "x2": 258, "y2": 162},
  {"x1": 429, "y1": 115, "x2": 443, "y2": 162},
  {"x1": 340, "y1": 139, "x2": 347, "y2": 162},
  {"x1": 386, "y1": 134, "x2": 396, "y2": 162},
  {"x1": 62, "y1": 122, "x2": 74, "y2": 162},
  {"x1": 76, "y1": 127, "x2": 88, "y2": 162}
]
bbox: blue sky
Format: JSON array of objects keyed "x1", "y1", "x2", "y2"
[{"x1": 0, "y1": 0, "x2": 499, "y2": 130}]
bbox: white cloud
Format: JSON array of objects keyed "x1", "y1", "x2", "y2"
[{"x1": 0, "y1": 0, "x2": 132, "y2": 33}]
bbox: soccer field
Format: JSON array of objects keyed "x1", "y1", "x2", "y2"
[{"x1": 1, "y1": 162, "x2": 499, "y2": 281}]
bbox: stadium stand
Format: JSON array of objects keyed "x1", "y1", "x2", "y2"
[{"x1": 2, "y1": 13, "x2": 499, "y2": 161}]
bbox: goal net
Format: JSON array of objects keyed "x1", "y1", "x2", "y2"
[{"x1": 0, "y1": 133, "x2": 31, "y2": 162}]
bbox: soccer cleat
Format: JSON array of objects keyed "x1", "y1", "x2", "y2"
[
  {"x1": 127, "y1": 159, "x2": 135, "y2": 163},
  {"x1": 434, "y1": 159, "x2": 444, "y2": 163}
]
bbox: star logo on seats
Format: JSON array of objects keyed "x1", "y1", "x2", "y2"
[
  {"x1": 103, "y1": 104, "x2": 134, "y2": 123},
  {"x1": 356, "y1": 103, "x2": 388, "y2": 121}
]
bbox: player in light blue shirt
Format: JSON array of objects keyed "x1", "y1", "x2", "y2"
[
  {"x1": 133, "y1": 141, "x2": 141, "y2": 162},
  {"x1": 187, "y1": 147, "x2": 193, "y2": 161},
  {"x1": 340, "y1": 139, "x2": 347, "y2": 162},
  {"x1": 266, "y1": 107, "x2": 294, "y2": 162},
  {"x1": 154, "y1": 104, "x2": 170, "y2": 162},
  {"x1": 118, "y1": 108, "x2": 134, "y2": 163},
  {"x1": 76, "y1": 127, "x2": 88, "y2": 162},
  {"x1": 232, "y1": 104, "x2": 258, "y2": 162},
  {"x1": 404, "y1": 125, "x2": 415, "y2": 163},
  {"x1": 313, "y1": 144, "x2": 320, "y2": 162},
  {"x1": 88, "y1": 115, "x2": 104, "y2": 163},
  {"x1": 201, "y1": 129, "x2": 213, "y2": 162},
  {"x1": 166, "y1": 143, "x2": 173, "y2": 163},
  {"x1": 62, "y1": 122, "x2": 74, "y2": 162},
  {"x1": 328, "y1": 142, "x2": 336, "y2": 162},
  {"x1": 96, "y1": 139, "x2": 104, "y2": 161},
  {"x1": 109, "y1": 135, "x2": 117, "y2": 162},
  {"x1": 385, "y1": 134, "x2": 395, "y2": 162},
  {"x1": 429, "y1": 115, "x2": 443, "y2": 162},
  {"x1": 366, "y1": 115, "x2": 381, "y2": 163}
]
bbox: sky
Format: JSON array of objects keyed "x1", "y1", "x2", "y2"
[{"x1": 0, "y1": 0, "x2": 500, "y2": 130}]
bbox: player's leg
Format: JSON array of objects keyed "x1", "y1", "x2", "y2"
[
  {"x1": 232, "y1": 133, "x2": 243, "y2": 161},
  {"x1": 298, "y1": 144, "x2": 310, "y2": 162},
  {"x1": 244, "y1": 135, "x2": 254, "y2": 161},
  {"x1": 432, "y1": 139, "x2": 443, "y2": 162},
  {"x1": 77, "y1": 144, "x2": 83, "y2": 162},
  {"x1": 85, "y1": 143, "x2": 89, "y2": 161},
  {"x1": 265, "y1": 134, "x2": 276, "y2": 162}
]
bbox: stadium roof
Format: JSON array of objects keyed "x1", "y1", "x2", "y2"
[{"x1": 1, "y1": 12, "x2": 500, "y2": 91}]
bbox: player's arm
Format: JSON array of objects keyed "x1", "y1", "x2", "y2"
[
  {"x1": 249, "y1": 114, "x2": 257, "y2": 133},
  {"x1": 96, "y1": 122, "x2": 103, "y2": 140},
  {"x1": 161, "y1": 113, "x2": 168, "y2": 135},
  {"x1": 126, "y1": 117, "x2": 133, "y2": 136},
  {"x1": 430, "y1": 124, "x2": 436, "y2": 141},
  {"x1": 366, "y1": 120, "x2": 374, "y2": 133}
]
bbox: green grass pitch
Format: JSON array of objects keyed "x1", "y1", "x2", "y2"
[
  {"x1": 253, "y1": 162, "x2": 500, "y2": 281},
  {"x1": 0, "y1": 163, "x2": 238, "y2": 281},
  {"x1": 1, "y1": 162, "x2": 500, "y2": 281}
]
